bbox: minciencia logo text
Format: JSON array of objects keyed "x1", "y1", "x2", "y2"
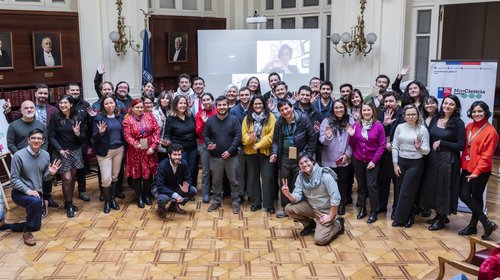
[{"x1": 453, "y1": 88, "x2": 485, "y2": 94}]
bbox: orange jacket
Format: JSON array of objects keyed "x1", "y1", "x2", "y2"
[{"x1": 461, "y1": 119, "x2": 499, "y2": 175}]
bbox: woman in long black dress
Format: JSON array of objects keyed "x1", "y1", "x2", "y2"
[{"x1": 421, "y1": 95, "x2": 465, "y2": 231}]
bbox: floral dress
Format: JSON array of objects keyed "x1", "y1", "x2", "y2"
[{"x1": 123, "y1": 112, "x2": 160, "y2": 179}]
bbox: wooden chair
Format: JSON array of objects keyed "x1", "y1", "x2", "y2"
[{"x1": 437, "y1": 236, "x2": 499, "y2": 279}]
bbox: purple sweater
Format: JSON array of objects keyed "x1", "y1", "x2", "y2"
[{"x1": 348, "y1": 121, "x2": 386, "y2": 164}]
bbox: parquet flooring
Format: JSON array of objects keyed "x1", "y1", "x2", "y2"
[{"x1": 1, "y1": 164, "x2": 500, "y2": 280}]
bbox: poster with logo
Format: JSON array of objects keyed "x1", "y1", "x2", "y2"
[{"x1": 429, "y1": 60, "x2": 498, "y2": 212}]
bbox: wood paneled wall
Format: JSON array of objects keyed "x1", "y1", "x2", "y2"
[
  {"x1": 149, "y1": 15, "x2": 226, "y2": 91},
  {"x1": 0, "y1": 10, "x2": 82, "y2": 88}
]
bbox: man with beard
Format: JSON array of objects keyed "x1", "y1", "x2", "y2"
[
  {"x1": 339, "y1": 83, "x2": 353, "y2": 103},
  {"x1": 271, "y1": 100, "x2": 316, "y2": 218},
  {"x1": 4, "y1": 84, "x2": 60, "y2": 208},
  {"x1": 153, "y1": 143, "x2": 197, "y2": 218},
  {"x1": 203, "y1": 96, "x2": 242, "y2": 214},
  {"x1": 262, "y1": 72, "x2": 281, "y2": 104},
  {"x1": 377, "y1": 92, "x2": 405, "y2": 217},
  {"x1": 366, "y1": 74, "x2": 391, "y2": 110},
  {"x1": 114, "y1": 81, "x2": 133, "y2": 110},
  {"x1": 281, "y1": 153, "x2": 344, "y2": 245},
  {"x1": 175, "y1": 73, "x2": 194, "y2": 98},
  {"x1": 7, "y1": 101, "x2": 48, "y2": 154},
  {"x1": 66, "y1": 83, "x2": 92, "y2": 202},
  {"x1": 293, "y1": 85, "x2": 319, "y2": 127}
]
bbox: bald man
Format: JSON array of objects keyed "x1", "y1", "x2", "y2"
[
  {"x1": 7, "y1": 100, "x2": 48, "y2": 154},
  {"x1": 35, "y1": 36, "x2": 61, "y2": 67}
]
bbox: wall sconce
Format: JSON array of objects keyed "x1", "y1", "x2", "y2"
[
  {"x1": 109, "y1": 0, "x2": 152, "y2": 56},
  {"x1": 330, "y1": 0, "x2": 377, "y2": 57}
]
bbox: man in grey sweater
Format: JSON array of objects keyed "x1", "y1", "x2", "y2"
[
  {"x1": 2, "y1": 129, "x2": 60, "y2": 246},
  {"x1": 281, "y1": 152, "x2": 345, "y2": 246}
]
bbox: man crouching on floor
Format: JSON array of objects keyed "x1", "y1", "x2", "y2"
[
  {"x1": 281, "y1": 152, "x2": 345, "y2": 245},
  {"x1": 152, "y1": 143, "x2": 197, "y2": 218}
]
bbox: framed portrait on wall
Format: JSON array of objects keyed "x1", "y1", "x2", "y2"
[
  {"x1": 0, "y1": 32, "x2": 13, "y2": 70},
  {"x1": 168, "y1": 32, "x2": 188, "y2": 63},
  {"x1": 32, "y1": 32, "x2": 63, "y2": 69}
]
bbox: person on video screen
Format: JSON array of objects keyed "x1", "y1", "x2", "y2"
[{"x1": 263, "y1": 44, "x2": 299, "y2": 74}]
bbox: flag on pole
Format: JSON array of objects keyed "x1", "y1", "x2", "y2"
[{"x1": 142, "y1": 28, "x2": 153, "y2": 86}]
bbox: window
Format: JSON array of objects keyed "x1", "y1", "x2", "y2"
[
  {"x1": 281, "y1": 0, "x2": 295, "y2": 9},
  {"x1": 204, "y1": 0, "x2": 212, "y2": 11},
  {"x1": 415, "y1": 10, "x2": 432, "y2": 85},
  {"x1": 182, "y1": 0, "x2": 197, "y2": 10},
  {"x1": 281, "y1": 17, "x2": 296, "y2": 29},
  {"x1": 303, "y1": 16, "x2": 318, "y2": 28},
  {"x1": 52, "y1": 0, "x2": 66, "y2": 3},
  {"x1": 15, "y1": 0, "x2": 41, "y2": 2},
  {"x1": 159, "y1": 0, "x2": 175, "y2": 9},
  {"x1": 266, "y1": 0, "x2": 274, "y2": 10},
  {"x1": 303, "y1": 0, "x2": 318, "y2": 7},
  {"x1": 266, "y1": 19, "x2": 274, "y2": 29}
]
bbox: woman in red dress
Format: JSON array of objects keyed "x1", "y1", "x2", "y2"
[{"x1": 123, "y1": 98, "x2": 160, "y2": 208}]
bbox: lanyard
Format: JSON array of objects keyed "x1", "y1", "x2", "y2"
[
  {"x1": 285, "y1": 122, "x2": 295, "y2": 145},
  {"x1": 133, "y1": 115, "x2": 146, "y2": 136},
  {"x1": 318, "y1": 99, "x2": 332, "y2": 120},
  {"x1": 35, "y1": 104, "x2": 47, "y2": 125}
]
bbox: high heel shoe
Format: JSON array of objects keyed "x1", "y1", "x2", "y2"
[
  {"x1": 357, "y1": 207, "x2": 367, "y2": 219},
  {"x1": 405, "y1": 216, "x2": 414, "y2": 228},
  {"x1": 64, "y1": 201, "x2": 75, "y2": 218}
]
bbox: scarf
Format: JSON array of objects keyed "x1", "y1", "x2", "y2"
[
  {"x1": 299, "y1": 164, "x2": 338, "y2": 190},
  {"x1": 361, "y1": 119, "x2": 373, "y2": 140},
  {"x1": 252, "y1": 112, "x2": 266, "y2": 141}
]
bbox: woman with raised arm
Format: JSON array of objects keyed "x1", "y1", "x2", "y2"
[
  {"x1": 319, "y1": 99, "x2": 354, "y2": 215},
  {"x1": 348, "y1": 103, "x2": 386, "y2": 224},
  {"x1": 92, "y1": 96, "x2": 124, "y2": 213},
  {"x1": 49, "y1": 95, "x2": 86, "y2": 218},
  {"x1": 458, "y1": 101, "x2": 498, "y2": 239},
  {"x1": 123, "y1": 98, "x2": 160, "y2": 208}
]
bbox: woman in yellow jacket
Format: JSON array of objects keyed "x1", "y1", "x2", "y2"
[{"x1": 242, "y1": 95, "x2": 277, "y2": 214}]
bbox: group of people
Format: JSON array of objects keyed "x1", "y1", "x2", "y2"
[{"x1": 1, "y1": 65, "x2": 498, "y2": 247}]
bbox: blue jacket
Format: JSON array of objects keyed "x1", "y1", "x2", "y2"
[{"x1": 91, "y1": 113, "x2": 124, "y2": 157}]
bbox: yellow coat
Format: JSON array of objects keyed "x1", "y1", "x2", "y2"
[{"x1": 241, "y1": 113, "x2": 276, "y2": 156}]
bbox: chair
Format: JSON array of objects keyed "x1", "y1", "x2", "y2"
[{"x1": 437, "y1": 236, "x2": 499, "y2": 279}]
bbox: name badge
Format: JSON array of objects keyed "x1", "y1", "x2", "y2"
[
  {"x1": 139, "y1": 138, "x2": 148, "y2": 150},
  {"x1": 289, "y1": 146, "x2": 297, "y2": 159},
  {"x1": 465, "y1": 155, "x2": 470, "y2": 161}
]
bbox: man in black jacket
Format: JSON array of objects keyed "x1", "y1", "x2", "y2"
[
  {"x1": 152, "y1": 143, "x2": 197, "y2": 218},
  {"x1": 271, "y1": 100, "x2": 316, "y2": 218}
]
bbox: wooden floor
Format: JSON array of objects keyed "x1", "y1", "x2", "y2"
[{"x1": 1, "y1": 164, "x2": 500, "y2": 280}]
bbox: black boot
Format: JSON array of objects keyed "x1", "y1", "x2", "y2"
[
  {"x1": 429, "y1": 214, "x2": 446, "y2": 231},
  {"x1": 99, "y1": 185, "x2": 104, "y2": 201},
  {"x1": 337, "y1": 202, "x2": 346, "y2": 216},
  {"x1": 64, "y1": 201, "x2": 75, "y2": 218},
  {"x1": 357, "y1": 207, "x2": 367, "y2": 219},
  {"x1": 458, "y1": 217, "x2": 478, "y2": 235},
  {"x1": 115, "y1": 183, "x2": 125, "y2": 199},
  {"x1": 132, "y1": 179, "x2": 144, "y2": 208},
  {"x1": 102, "y1": 187, "x2": 111, "y2": 214},
  {"x1": 109, "y1": 182, "x2": 120, "y2": 210},
  {"x1": 143, "y1": 179, "x2": 152, "y2": 206},
  {"x1": 367, "y1": 212, "x2": 378, "y2": 224},
  {"x1": 481, "y1": 217, "x2": 498, "y2": 239},
  {"x1": 405, "y1": 215, "x2": 414, "y2": 228}
]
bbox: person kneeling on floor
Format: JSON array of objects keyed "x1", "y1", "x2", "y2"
[
  {"x1": 281, "y1": 152, "x2": 344, "y2": 246},
  {"x1": 152, "y1": 143, "x2": 197, "y2": 218}
]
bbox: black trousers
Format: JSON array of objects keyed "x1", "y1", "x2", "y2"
[
  {"x1": 332, "y1": 165, "x2": 352, "y2": 205},
  {"x1": 378, "y1": 151, "x2": 398, "y2": 210},
  {"x1": 279, "y1": 157, "x2": 300, "y2": 208},
  {"x1": 393, "y1": 157, "x2": 424, "y2": 224},
  {"x1": 459, "y1": 170, "x2": 490, "y2": 221},
  {"x1": 352, "y1": 158, "x2": 380, "y2": 212}
]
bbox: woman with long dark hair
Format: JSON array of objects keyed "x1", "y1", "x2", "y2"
[
  {"x1": 163, "y1": 95, "x2": 198, "y2": 206},
  {"x1": 422, "y1": 96, "x2": 438, "y2": 128},
  {"x1": 246, "y1": 76, "x2": 262, "y2": 96},
  {"x1": 92, "y1": 96, "x2": 124, "y2": 213},
  {"x1": 319, "y1": 99, "x2": 353, "y2": 215},
  {"x1": 242, "y1": 95, "x2": 277, "y2": 213},
  {"x1": 123, "y1": 98, "x2": 160, "y2": 208},
  {"x1": 49, "y1": 95, "x2": 86, "y2": 217},
  {"x1": 347, "y1": 89, "x2": 364, "y2": 122},
  {"x1": 153, "y1": 91, "x2": 173, "y2": 163},
  {"x1": 400, "y1": 81, "x2": 429, "y2": 111},
  {"x1": 391, "y1": 104, "x2": 430, "y2": 227},
  {"x1": 421, "y1": 95, "x2": 465, "y2": 231},
  {"x1": 458, "y1": 101, "x2": 498, "y2": 239},
  {"x1": 347, "y1": 103, "x2": 386, "y2": 223}
]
